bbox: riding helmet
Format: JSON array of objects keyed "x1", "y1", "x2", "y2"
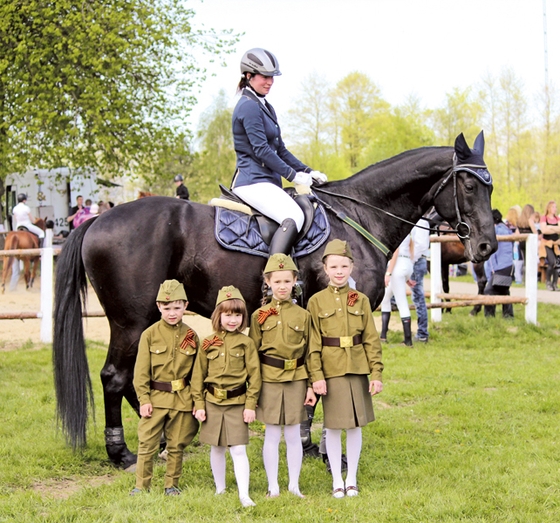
[
  {"x1": 240, "y1": 48, "x2": 281, "y2": 77},
  {"x1": 174, "y1": 174, "x2": 183, "y2": 182},
  {"x1": 17, "y1": 193, "x2": 27, "y2": 203}
]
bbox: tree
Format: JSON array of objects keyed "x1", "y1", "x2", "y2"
[
  {"x1": 190, "y1": 90, "x2": 236, "y2": 203},
  {"x1": 0, "y1": 0, "x2": 238, "y2": 180}
]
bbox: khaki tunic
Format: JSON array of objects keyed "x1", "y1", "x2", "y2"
[
  {"x1": 133, "y1": 319, "x2": 199, "y2": 411},
  {"x1": 306, "y1": 284, "x2": 383, "y2": 383},
  {"x1": 191, "y1": 331, "x2": 261, "y2": 411},
  {"x1": 248, "y1": 299, "x2": 310, "y2": 383},
  {"x1": 133, "y1": 319, "x2": 200, "y2": 489}
]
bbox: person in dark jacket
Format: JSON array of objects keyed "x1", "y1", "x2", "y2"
[
  {"x1": 231, "y1": 48, "x2": 328, "y2": 255},
  {"x1": 174, "y1": 175, "x2": 190, "y2": 200}
]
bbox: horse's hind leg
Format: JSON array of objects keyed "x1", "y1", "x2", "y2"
[{"x1": 100, "y1": 328, "x2": 142, "y2": 469}]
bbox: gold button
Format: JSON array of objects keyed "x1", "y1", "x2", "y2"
[
  {"x1": 338, "y1": 308, "x2": 342, "y2": 312},
  {"x1": 156, "y1": 350, "x2": 159, "y2": 354},
  {"x1": 278, "y1": 321, "x2": 281, "y2": 324},
  {"x1": 221, "y1": 353, "x2": 224, "y2": 356},
  {"x1": 355, "y1": 311, "x2": 359, "y2": 315},
  {"x1": 295, "y1": 326, "x2": 299, "y2": 330}
]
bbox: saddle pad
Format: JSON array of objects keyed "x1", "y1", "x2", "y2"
[{"x1": 214, "y1": 204, "x2": 330, "y2": 259}]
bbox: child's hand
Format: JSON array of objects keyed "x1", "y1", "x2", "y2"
[
  {"x1": 304, "y1": 387, "x2": 317, "y2": 406},
  {"x1": 369, "y1": 380, "x2": 383, "y2": 396},
  {"x1": 313, "y1": 380, "x2": 327, "y2": 396},
  {"x1": 194, "y1": 409, "x2": 206, "y2": 422},
  {"x1": 140, "y1": 403, "x2": 153, "y2": 418},
  {"x1": 243, "y1": 409, "x2": 256, "y2": 423}
]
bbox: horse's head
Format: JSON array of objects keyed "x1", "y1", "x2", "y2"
[{"x1": 431, "y1": 131, "x2": 497, "y2": 263}]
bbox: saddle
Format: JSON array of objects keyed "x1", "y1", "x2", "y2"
[
  {"x1": 16, "y1": 226, "x2": 39, "y2": 238},
  {"x1": 211, "y1": 185, "x2": 330, "y2": 259}
]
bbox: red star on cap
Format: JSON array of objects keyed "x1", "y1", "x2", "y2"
[
  {"x1": 226, "y1": 292, "x2": 232, "y2": 297},
  {"x1": 279, "y1": 263, "x2": 284, "y2": 268},
  {"x1": 166, "y1": 296, "x2": 170, "y2": 300}
]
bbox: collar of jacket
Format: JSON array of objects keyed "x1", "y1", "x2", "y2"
[
  {"x1": 242, "y1": 88, "x2": 277, "y2": 124},
  {"x1": 327, "y1": 283, "x2": 351, "y2": 294}
]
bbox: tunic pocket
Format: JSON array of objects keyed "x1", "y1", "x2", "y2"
[
  {"x1": 149, "y1": 345, "x2": 167, "y2": 371},
  {"x1": 347, "y1": 307, "x2": 365, "y2": 332},
  {"x1": 261, "y1": 319, "x2": 279, "y2": 344},
  {"x1": 318, "y1": 309, "x2": 338, "y2": 334},
  {"x1": 228, "y1": 348, "x2": 246, "y2": 371},
  {"x1": 287, "y1": 321, "x2": 305, "y2": 345}
]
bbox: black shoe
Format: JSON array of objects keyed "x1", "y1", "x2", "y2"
[{"x1": 322, "y1": 453, "x2": 348, "y2": 474}]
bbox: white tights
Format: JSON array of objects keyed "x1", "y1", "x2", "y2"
[
  {"x1": 262, "y1": 424, "x2": 303, "y2": 496},
  {"x1": 325, "y1": 427, "x2": 362, "y2": 490},
  {"x1": 210, "y1": 445, "x2": 253, "y2": 504}
]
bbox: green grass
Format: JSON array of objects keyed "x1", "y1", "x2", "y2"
[{"x1": 2, "y1": 303, "x2": 560, "y2": 522}]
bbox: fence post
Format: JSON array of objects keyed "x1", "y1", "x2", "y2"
[
  {"x1": 525, "y1": 233, "x2": 538, "y2": 325},
  {"x1": 40, "y1": 229, "x2": 54, "y2": 343},
  {"x1": 430, "y1": 240, "x2": 442, "y2": 322}
]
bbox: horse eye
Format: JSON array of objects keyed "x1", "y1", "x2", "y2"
[{"x1": 465, "y1": 183, "x2": 474, "y2": 193}]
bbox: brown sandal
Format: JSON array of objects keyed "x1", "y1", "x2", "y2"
[{"x1": 345, "y1": 485, "x2": 359, "y2": 497}]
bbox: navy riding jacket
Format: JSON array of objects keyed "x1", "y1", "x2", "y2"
[{"x1": 231, "y1": 88, "x2": 311, "y2": 189}]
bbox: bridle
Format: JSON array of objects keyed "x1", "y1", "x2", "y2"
[{"x1": 313, "y1": 160, "x2": 493, "y2": 242}]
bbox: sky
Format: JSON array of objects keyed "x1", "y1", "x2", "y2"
[{"x1": 187, "y1": 0, "x2": 560, "y2": 135}]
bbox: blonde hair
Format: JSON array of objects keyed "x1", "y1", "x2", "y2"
[
  {"x1": 211, "y1": 299, "x2": 247, "y2": 332},
  {"x1": 505, "y1": 207, "x2": 519, "y2": 226},
  {"x1": 518, "y1": 204, "x2": 535, "y2": 229},
  {"x1": 544, "y1": 200, "x2": 557, "y2": 217}
]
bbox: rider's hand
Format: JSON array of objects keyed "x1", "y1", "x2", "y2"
[
  {"x1": 310, "y1": 171, "x2": 328, "y2": 183},
  {"x1": 293, "y1": 171, "x2": 312, "y2": 186}
]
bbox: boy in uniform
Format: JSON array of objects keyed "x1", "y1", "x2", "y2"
[{"x1": 131, "y1": 279, "x2": 200, "y2": 495}]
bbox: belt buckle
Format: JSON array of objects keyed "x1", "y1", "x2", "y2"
[
  {"x1": 339, "y1": 336, "x2": 353, "y2": 348},
  {"x1": 283, "y1": 358, "x2": 297, "y2": 370},
  {"x1": 171, "y1": 379, "x2": 185, "y2": 392},
  {"x1": 213, "y1": 387, "x2": 228, "y2": 400}
]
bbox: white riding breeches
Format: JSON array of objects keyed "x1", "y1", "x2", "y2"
[
  {"x1": 232, "y1": 183, "x2": 304, "y2": 232},
  {"x1": 381, "y1": 256, "x2": 413, "y2": 317},
  {"x1": 16, "y1": 222, "x2": 44, "y2": 238}
]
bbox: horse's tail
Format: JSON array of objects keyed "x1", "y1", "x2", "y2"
[{"x1": 52, "y1": 220, "x2": 97, "y2": 449}]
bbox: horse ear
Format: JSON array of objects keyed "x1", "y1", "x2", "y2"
[
  {"x1": 472, "y1": 130, "x2": 485, "y2": 156},
  {"x1": 454, "y1": 133, "x2": 471, "y2": 163}
]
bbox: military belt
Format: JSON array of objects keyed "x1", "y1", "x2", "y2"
[
  {"x1": 321, "y1": 335, "x2": 363, "y2": 348},
  {"x1": 150, "y1": 377, "x2": 188, "y2": 393},
  {"x1": 259, "y1": 353, "x2": 305, "y2": 371},
  {"x1": 206, "y1": 383, "x2": 247, "y2": 400}
]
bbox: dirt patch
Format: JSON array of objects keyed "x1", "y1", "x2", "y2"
[
  {"x1": 0, "y1": 279, "x2": 214, "y2": 350},
  {"x1": 31, "y1": 474, "x2": 115, "y2": 500}
]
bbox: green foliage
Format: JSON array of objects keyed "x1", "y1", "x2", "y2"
[
  {"x1": 2, "y1": 304, "x2": 560, "y2": 521},
  {"x1": 0, "y1": 0, "x2": 238, "y2": 180},
  {"x1": 191, "y1": 90, "x2": 236, "y2": 203}
]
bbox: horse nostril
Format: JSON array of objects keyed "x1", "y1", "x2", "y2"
[{"x1": 478, "y1": 242, "x2": 492, "y2": 257}]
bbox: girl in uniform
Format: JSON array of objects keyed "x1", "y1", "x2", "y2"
[
  {"x1": 248, "y1": 253, "x2": 316, "y2": 498},
  {"x1": 307, "y1": 239, "x2": 383, "y2": 498},
  {"x1": 191, "y1": 286, "x2": 262, "y2": 507}
]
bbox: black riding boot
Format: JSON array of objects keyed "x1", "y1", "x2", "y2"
[
  {"x1": 380, "y1": 311, "x2": 390, "y2": 341},
  {"x1": 268, "y1": 218, "x2": 298, "y2": 255},
  {"x1": 39, "y1": 237, "x2": 44, "y2": 248},
  {"x1": 402, "y1": 316, "x2": 413, "y2": 346}
]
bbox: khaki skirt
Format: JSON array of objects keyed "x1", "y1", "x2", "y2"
[
  {"x1": 199, "y1": 401, "x2": 248, "y2": 447},
  {"x1": 257, "y1": 380, "x2": 307, "y2": 426},
  {"x1": 322, "y1": 374, "x2": 375, "y2": 429}
]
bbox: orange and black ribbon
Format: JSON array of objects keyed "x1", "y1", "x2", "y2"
[
  {"x1": 202, "y1": 335, "x2": 224, "y2": 351},
  {"x1": 257, "y1": 307, "x2": 278, "y2": 325},
  {"x1": 347, "y1": 291, "x2": 359, "y2": 307},
  {"x1": 180, "y1": 329, "x2": 197, "y2": 350}
]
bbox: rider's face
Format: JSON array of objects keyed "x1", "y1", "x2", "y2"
[{"x1": 249, "y1": 73, "x2": 274, "y2": 96}]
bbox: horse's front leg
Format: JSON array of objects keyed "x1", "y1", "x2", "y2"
[{"x1": 100, "y1": 340, "x2": 139, "y2": 469}]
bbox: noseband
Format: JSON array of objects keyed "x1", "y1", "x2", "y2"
[{"x1": 432, "y1": 160, "x2": 493, "y2": 240}]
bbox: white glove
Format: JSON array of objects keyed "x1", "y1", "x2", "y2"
[
  {"x1": 310, "y1": 170, "x2": 328, "y2": 183},
  {"x1": 293, "y1": 171, "x2": 312, "y2": 186}
]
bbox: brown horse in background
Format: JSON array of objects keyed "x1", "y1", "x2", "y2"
[
  {"x1": 434, "y1": 221, "x2": 486, "y2": 314},
  {"x1": 1, "y1": 218, "x2": 46, "y2": 293}
]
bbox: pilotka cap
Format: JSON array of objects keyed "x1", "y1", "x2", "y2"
[
  {"x1": 216, "y1": 285, "x2": 245, "y2": 305},
  {"x1": 322, "y1": 239, "x2": 354, "y2": 261},
  {"x1": 264, "y1": 253, "x2": 298, "y2": 274},
  {"x1": 156, "y1": 279, "x2": 187, "y2": 302}
]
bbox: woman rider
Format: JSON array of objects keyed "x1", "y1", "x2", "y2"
[{"x1": 231, "y1": 48, "x2": 327, "y2": 255}]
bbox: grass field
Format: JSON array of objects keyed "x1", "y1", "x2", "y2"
[{"x1": 1, "y1": 303, "x2": 560, "y2": 522}]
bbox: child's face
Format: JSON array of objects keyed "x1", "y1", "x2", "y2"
[
  {"x1": 324, "y1": 254, "x2": 353, "y2": 287},
  {"x1": 221, "y1": 311, "x2": 244, "y2": 332},
  {"x1": 265, "y1": 270, "x2": 297, "y2": 301},
  {"x1": 157, "y1": 300, "x2": 188, "y2": 326}
]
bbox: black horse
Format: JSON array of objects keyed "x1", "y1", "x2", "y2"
[{"x1": 53, "y1": 132, "x2": 497, "y2": 467}]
